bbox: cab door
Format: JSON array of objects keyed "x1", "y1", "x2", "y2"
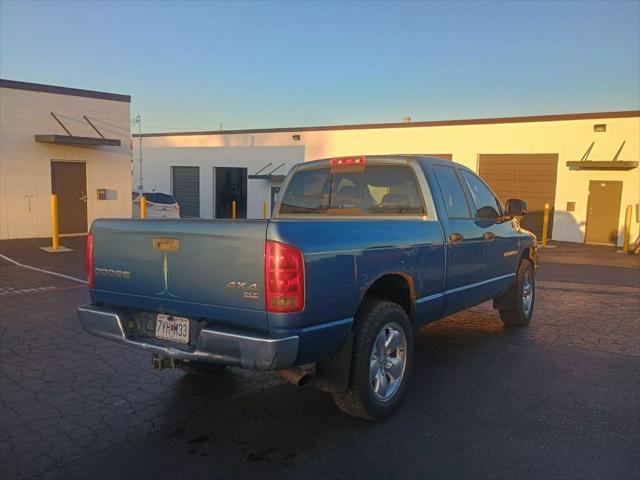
[
  {"x1": 430, "y1": 164, "x2": 486, "y2": 314},
  {"x1": 458, "y1": 169, "x2": 519, "y2": 297}
]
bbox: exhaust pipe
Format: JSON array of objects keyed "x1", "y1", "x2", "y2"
[{"x1": 277, "y1": 364, "x2": 315, "y2": 387}]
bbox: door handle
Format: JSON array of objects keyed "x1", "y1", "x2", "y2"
[
  {"x1": 483, "y1": 231, "x2": 495, "y2": 241},
  {"x1": 449, "y1": 232, "x2": 464, "y2": 243}
]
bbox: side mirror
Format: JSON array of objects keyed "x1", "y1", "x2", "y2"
[{"x1": 505, "y1": 198, "x2": 527, "y2": 216}]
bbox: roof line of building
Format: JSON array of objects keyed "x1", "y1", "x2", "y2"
[
  {"x1": 134, "y1": 110, "x2": 640, "y2": 138},
  {"x1": 0, "y1": 79, "x2": 131, "y2": 103}
]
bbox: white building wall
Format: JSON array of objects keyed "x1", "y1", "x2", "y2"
[
  {"x1": 133, "y1": 146, "x2": 304, "y2": 219},
  {"x1": 0, "y1": 86, "x2": 132, "y2": 239},
  {"x1": 135, "y1": 114, "x2": 640, "y2": 246}
]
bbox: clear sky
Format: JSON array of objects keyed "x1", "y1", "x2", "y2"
[{"x1": 1, "y1": 0, "x2": 639, "y2": 132}]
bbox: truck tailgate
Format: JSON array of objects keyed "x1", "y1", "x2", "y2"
[{"x1": 90, "y1": 219, "x2": 268, "y2": 332}]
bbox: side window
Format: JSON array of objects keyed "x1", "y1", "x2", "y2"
[
  {"x1": 362, "y1": 165, "x2": 426, "y2": 215},
  {"x1": 460, "y1": 171, "x2": 502, "y2": 219},
  {"x1": 432, "y1": 165, "x2": 471, "y2": 219}
]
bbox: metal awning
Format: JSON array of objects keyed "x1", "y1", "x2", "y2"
[
  {"x1": 34, "y1": 111, "x2": 121, "y2": 147},
  {"x1": 249, "y1": 162, "x2": 287, "y2": 181},
  {"x1": 566, "y1": 140, "x2": 637, "y2": 170},
  {"x1": 565, "y1": 160, "x2": 638, "y2": 170},
  {"x1": 248, "y1": 174, "x2": 286, "y2": 181},
  {"x1": 35, "y1": 134, "x2": 121, "y2": 147}
]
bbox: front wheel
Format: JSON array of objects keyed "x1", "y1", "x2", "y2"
[
  {"x1": 500, "y1": 260, "x2": 535, "y2": 326},
  {"x1": 333, "y1": 300, "x2": 414, "y2": 420}
]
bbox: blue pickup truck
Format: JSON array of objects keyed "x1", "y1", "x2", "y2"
[{"x1": 78, "y1": 155, "x2": 536, "y2": 420}]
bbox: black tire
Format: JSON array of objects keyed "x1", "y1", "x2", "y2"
[
  {"x1": 181, "y1": 361, "x2": 226, "y2": 375},
  {"x1": 332, "y1": 300, "x2": 414, "y2": 421},
  {"x1": 499, "y1": 260, "x2": 535, "y2": 326}
]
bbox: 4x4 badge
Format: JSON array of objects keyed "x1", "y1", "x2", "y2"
[{"x1": 226, "y1": 281, "x2": 259, "y2": 299}]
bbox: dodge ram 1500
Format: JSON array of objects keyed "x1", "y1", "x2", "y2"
[{"x1": 78, "y1": 155, "x2": 537, "y2": 420}]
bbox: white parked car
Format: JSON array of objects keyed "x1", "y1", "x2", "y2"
[{"x1": 132, "y1": 192, "x2": 180, "y2": 219}]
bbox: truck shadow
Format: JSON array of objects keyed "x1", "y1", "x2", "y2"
[{"x1": 146, "y1": 306, "x2": 531, "y2": 474}]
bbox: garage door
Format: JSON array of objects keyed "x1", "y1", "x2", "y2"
[
  {"x1": 171, "y1": 166, "x2": 200, "y2": 217},
  {"x1": 478, "y1": 154, "x2": 558, "y2": 238}
]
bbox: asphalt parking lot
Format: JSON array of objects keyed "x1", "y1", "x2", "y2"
[{"x1": 1, "y1": 237, "x2": 639, "y2": 480}]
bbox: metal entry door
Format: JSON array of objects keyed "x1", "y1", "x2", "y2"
[
  {"x1": 215, "y1": 167, "x2": 247, "y2": 219},
  {"x1": 51, "y1": 161, "x2": 88, "y2": 234},
  {"x1": 585, "y1": 180, "x2": 623, "y2": 245},
  {"x1": 172, "y1": 166, "x2": 200, "y2": 217}
]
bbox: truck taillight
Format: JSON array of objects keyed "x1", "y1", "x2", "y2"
[
  {"x1": 86, "y1": 233, "x2": 94, "y2": 288},
  {"x1": 265, "y1": 240, "x2": 304, "y2": 313}
]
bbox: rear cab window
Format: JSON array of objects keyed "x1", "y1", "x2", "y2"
[{"x1": 279, "y1": 162, "x2": 427, "y2": 217}]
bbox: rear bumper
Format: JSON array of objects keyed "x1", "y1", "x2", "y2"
[{"x1": 77, "y1": 305, "x2": 298, "y2": 370}]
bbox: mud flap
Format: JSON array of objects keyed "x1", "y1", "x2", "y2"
[{"x1": 315, "y1": 332, "x2": 353, "y2": 393}]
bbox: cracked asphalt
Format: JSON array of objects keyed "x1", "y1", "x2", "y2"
[{"x1": 0, "y1": 238, "x2": 638, "y2": 480}]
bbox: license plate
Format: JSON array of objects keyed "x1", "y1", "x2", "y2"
[{"x1": 155, "y1": 314, "x2": 190, "y2": 344}]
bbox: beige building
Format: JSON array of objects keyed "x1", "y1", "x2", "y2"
[
  {"x1": 0, "y1": 80, "x2": 133, "y2": 240},
  {"x1": 136, "y1": 110, "x2": 640, "y2": 247}
]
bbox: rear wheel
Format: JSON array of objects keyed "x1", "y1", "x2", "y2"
[
  {"x1": 500, "y1": 260, "x2": 535, "y2": 326},
  {"x1": 333, "y1": 300, "x2": 413, "y2": 420}
]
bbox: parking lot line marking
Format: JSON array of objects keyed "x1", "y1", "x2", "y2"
[
  {"x1": 0, "y1": 284, "x2": 86, "y2": 297},
  {"x1": 0, "y1": 253, "x2": 88, "y2": 284},
  {"x1": 0, "y1": 286, "x2": 55, "y2": 296}
]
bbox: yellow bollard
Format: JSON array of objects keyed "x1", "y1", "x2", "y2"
[
  {"x1": 140, "y1": 195, "x2": 147, "y2": 219},
  {"x1": 263, "y1": 201, "x2": 268, "y2": 219},
  {"x1": 623, "y1": 204, "x2": 632, "y2": 252},
  {"x1": 231, "y1": 200, "x2": 237, "y2": 219},
  {"x1": 51, "y1": 194, "x2": 60, "y2": 251},
  {"x1": 541, "y1": 203, "x2": 550, "y2": 246}
]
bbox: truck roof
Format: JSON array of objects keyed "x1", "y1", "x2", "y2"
[{"x1": 299, "y1": 155, "x2": 464, "y2": 170}]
